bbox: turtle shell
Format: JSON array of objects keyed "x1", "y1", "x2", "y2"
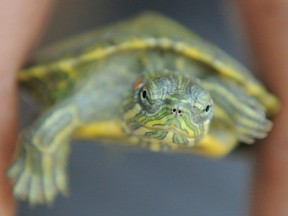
[{"x1": 18, "y1": 12, "x2": 279, "y2": 114}]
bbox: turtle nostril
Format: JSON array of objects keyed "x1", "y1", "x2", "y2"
[{"x1": 172, "y1": 108, "x2": 182, "y2": 115}]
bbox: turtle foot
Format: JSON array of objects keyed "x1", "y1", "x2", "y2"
[{"x1": 7, "y1": 135, "x2": 70, "y2": 206}]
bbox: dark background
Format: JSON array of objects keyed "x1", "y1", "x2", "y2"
[{"x1": 19, "y1": 0, "x2": 253, "y2": 215}]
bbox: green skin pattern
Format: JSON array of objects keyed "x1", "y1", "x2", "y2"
[{"x1": 7, "y1": 13, "x2": 277, "y2": 205}]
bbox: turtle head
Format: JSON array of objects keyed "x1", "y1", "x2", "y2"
[{"x1": 122, "y1": 74, "x2": 213, "y2": 147}]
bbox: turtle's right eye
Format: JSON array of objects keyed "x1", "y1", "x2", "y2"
[
  {"x1": 138, "y1": 88, "x2": 161, "y2": 114},
  {"x1": 141, "y1": 90, "x2": 147, "y2": 100},
  {"x1": 139, "y1": 88, "x2": 150, "y2": 105}
]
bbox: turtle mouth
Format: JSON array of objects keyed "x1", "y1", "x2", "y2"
[
  {"x1": 140, "y1": 124, "x2": 203, "y2": 146},
  {"x1": 135, "y1": 113, "x2": 208, "y2": 146},
  {"x1": 152, "y1": 115, "x2": 201, "y2": 137},
  {"x1": 123, "y1": 112, "x2": 210, "y2": 146},
  {"x1": 151, "y1": 125, "x2": 195, "y2": 138}
]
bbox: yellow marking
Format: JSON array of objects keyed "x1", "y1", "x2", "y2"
[
  {"x1": 29, "y1": 176, "x2": 39, "y2": 205},
  {"x1": 18, "y1": 67, "x2": 46, "y2": 81},
  {"x1": 259, "y1": 91, "x2": 280, "y2": 115},
  {"x1": 18, "y1": 59, "x2": 78, "y2": 82},
  {"x1": 190, "y1": 134, "x2": 237, "y2": 158},
  {"x1": 57, "y1": 61, "x2": 77, "y2": 78},
  {"x1": 33, "y1": 106, "x2": 79, "y2": 153},
  {"x1": 19, "y1": 37, "x2": 241, "y2": 83},
  {"x1": 174, "y1": 105, "x2": 236, "y2": 157},
  {"x1": 43, "y1": 155, "x2": 52, "y2": 176},
  {"x1": 204, "y1": 79, "x2": 280, "y2": 115},
  {"x1": 245, "y1": 83, "x2": 280, "y2": 114},
  {"x1": 73, "y1": 121, "x2": 125, "y2": 139},
  {"x1": 141, "y1": 116, "x2": 207, "y2": 140},
  {"x1": 159, "y1": 37, "x2": 172, "y2": 49},
  {"x1": 150, "y1": 143, "x2": 161, "y2": 151},
  {"x1": 13, "y1": 170, "x2": 30, "y2": 198},
  {"x1": 19, "y1": 36, "x2": 279, "y2": 114},
  {"x1": 122, "y1": 104, "x2": 141, "y2": 121},
  {"x1": 42, "y1": 154, "x2": 53, "y2": 203},
  {"x1": 165, "y1": 131, "x2": 174, "y2": 144},
  {"x1": 175, "y1": 105, "x2": 238, "y2": 158}
]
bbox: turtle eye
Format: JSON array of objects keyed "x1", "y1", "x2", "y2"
[
  {"x1": 192, "y1": 103, "x2": 213, "y2": 124},
  {"x1": 141, "y1": 90, "x2": 147, "y2": 100},
  {"x1": 204, "y1": 104, "x2": 211, "y2": 112},
  {"x1": 138, "y1": 88, "x2": 161, "y2": 114},
  {"x1": 139, "y1": 88, "x2": 150, "y2": 107}
]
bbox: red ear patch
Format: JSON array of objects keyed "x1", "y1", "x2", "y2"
[{"x1": 133, "y1": 77, "x2": 143, "y2": 89}]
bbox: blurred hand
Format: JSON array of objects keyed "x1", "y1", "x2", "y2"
[
  {"x1": 0, "y1": 1, "x2": 53, "y2": 215},
  {"x1": 236, "y1": 1, "x2": 288, "y2": 215}
]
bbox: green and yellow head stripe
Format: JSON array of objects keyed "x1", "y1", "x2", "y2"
[{"x1": 122, "y1": 73, "x2": 213, "y2": 147}]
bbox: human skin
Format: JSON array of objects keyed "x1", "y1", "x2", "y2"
[
  {"x1": 0, "y1": 1, "x2": 54, "y2": 215},
  {"x1": 235, "y1": 0, "x2": 288, "y2": 216}
]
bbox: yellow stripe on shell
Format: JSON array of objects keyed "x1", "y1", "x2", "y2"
[{"x1": 19, "y1": 37, "x2": 279, "y2": 113}]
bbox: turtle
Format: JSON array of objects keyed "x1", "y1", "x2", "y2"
[{"x1": 7, "y1": 12, "x2": 279, "y2": 206}]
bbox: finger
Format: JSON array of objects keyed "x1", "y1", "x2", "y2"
[{"x1": 235, "y1": 1, "x2": 288, "y2": 216}]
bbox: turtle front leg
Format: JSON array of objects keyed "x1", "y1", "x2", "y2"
[
  {"x1": 7, "y1": 101, "x2": 81, "y2": 206},
  {"x1": 203, "y1": 77, "x2": 272, "y2": 144}
]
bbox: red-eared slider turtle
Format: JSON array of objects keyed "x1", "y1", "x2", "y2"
[{"x1": 8, "y1": 13, "x2": 279, "y2": 205}]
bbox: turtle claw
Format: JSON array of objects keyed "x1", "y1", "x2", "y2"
[
  {"x1": 55, "y1": 170, "x2": 69, "y2": 197},
  {"x1": 28, "y1": 176, "x2": 45, "y2": 207},
  {"x1": 13, "y1": 168, "x2": 31, "y2": 200},
  {"x1": 233, "y1": 98, "x2": 272, "y2": 144},
  {"x1": 54, "y1": 143, "x2": 70, "y2": 197},
  {"x1": 7, "y1": 135, "x2": 70, "y2": 206}
]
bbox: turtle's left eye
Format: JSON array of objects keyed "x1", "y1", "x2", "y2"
[
  {"x1": 204, "y1": 104, "x2": 211, "y2": 112},
  {"x1": 192, "y1": 103, "x2": 213, "y2": 124}
]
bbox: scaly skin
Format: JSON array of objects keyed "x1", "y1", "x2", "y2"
[{"x1": 8, "y1": 13, "x2": 279, "y2": 205}]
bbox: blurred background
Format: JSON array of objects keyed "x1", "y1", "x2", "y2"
[{"x1": 19, "y1": 0, "x2": 254, "y2": 215}]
